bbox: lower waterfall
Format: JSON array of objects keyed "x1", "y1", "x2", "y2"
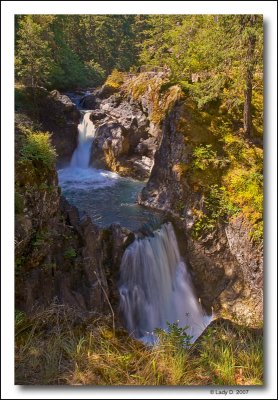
[
  {"x1": 119, "y1": 222, "x2": 211, "y2": 343},
  {"x1": 71, "y1": 111, "x2": 95, "y2": 168}
]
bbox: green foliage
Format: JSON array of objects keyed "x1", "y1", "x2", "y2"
[
  {"x1": 20, "y1": 131, "x2": 56, "y2": 169},
  {"x1": 196, "y1": 322, "x2": 263, "y2": 385},
  {"x1": 155, "y1": 321, "x2": 193, "y2": 349},
  {"x1": 32, "y1": 235, "x2": 44, "y2": 248},
  {"x1": 224, "y1": 168, "x2": 263, "y2": 242},
  {"x1": 140, "y1": 14, "x2": 263, "y2": 140},
  {"x1": 15, "y1": 15, "x2": 144, "y2": 89},
  {"x1": 15, "y1": 86, "x2": 33, "y2": 112},
  {"x1": 192, "y1": 145, "x2": 217, "y2": 170},
  {"x1": 192, "y1": 145, "x2": 229, "y2": 172},
  {"x1": 180, "y1": 104, "x2": 263, "y2": 240},
  {"x1": 15, "y1": 310, "x2": 26, "y2": 326},
  {"x1": 64, "y1": 247, "x2": 77, "y2": 259},
  {"x1": 15, "y1": 15, "x2": 57, "y2": 87},
  {"x1": 84, "y1": 60, "x2": 105, "y2": 86},
  {"x1": 32, "y1": 230, "x2": 50, "y2": 247},
  {"x1": 192, "y1": 185, "x2": 240, "y2": 238}
]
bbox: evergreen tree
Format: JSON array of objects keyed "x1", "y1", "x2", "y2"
[{"x1": 15, "y1": 15, "x2": 56, "y2": 87}]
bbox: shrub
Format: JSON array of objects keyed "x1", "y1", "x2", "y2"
[
  {"x1": 85, "y1": 60, "x2": 105, "y2": 86},
  {"x1": 15, "y1": 256, "x2": 25, "y2": 274},
  {"x1": 155, "y1": 321, "x2": 193, "y2": 350},
  {"x1": 32, "y1": 230, "x2": 49, "y2": 247},
  {"x1": 105, "y1": 69, "x2": 125, "y2": 89},
  {"x1": 20, "y1": 131, "x2": 56, "y2": 169},
  {"x1": 192, "y1": 184, "x2": 240, "y2": 238},
  {"x1": 192, "y1": 144, "x2": 229, "y2": 171},
  {"x1": 224, "y1": 169, "x2": 263, "y2": 242},
  {"x1": 64, "y1": 247, "x2": 77, "y2": 259}
]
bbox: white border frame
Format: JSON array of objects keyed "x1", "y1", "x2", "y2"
[{"x1": 1, "y1": 1, "x2": 277, "y2": 399}]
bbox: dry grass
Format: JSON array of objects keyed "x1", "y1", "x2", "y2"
[{"x1": 15, "y1": 305, "x2": 263, "y2": 386}]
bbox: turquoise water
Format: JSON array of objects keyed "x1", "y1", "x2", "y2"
[
  {"x1": 58, "y1": 95, "x2": 162, "y2": 231},
  {"x1": 58, "y1": 166, "x2": 162, "y2": 231}
]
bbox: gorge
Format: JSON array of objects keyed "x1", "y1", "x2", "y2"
[
  {"x1": 15, "y1": 74, "x2": 263, "y2": 334},
  {"x1": 56, "y1": 92, "x2": 210, "y2": 342},
  {"x1": 14, "y1": 13, "x2": 263, "y2": 383}
]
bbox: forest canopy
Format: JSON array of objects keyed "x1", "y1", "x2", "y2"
[{"x1": 15, "y1": 14, "x2": 263, "y2": 139}]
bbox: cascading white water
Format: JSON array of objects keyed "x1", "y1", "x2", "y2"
[
  {"x1": 71, "y1": 111, "x2": 96, "y2": 168},
  {"x1": 119, "y1": 222, "x2": 211, "y2": 343},
  {"x1": 58, "y1": 94, "x2": 161, "y2": 231}
]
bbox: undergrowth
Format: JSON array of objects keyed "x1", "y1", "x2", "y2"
[
  {"x1": 15, "y1": 304, "x2": 263, "y2": 386},
  {"x1": 174, "y1": 100, "x2": 263, "y2": 242},
  {"x1": 105, "y1": 69, "x2": 125, "y2": 90},
  {"x1": 19, "y1": 129, "x2": 56, "y2": 169}
]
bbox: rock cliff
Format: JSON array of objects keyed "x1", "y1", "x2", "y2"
[
  {"x1": 15, "y1": 115, "x2": 133, "y2": 321},
  {"x1": 16, "y1": 87, "x2": 81, "y2": 165},
  {"x1": 139, "y1": 101, "x2": 263, "y2": 326}
]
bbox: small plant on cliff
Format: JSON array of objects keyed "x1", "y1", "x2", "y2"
[
  {"x1": 223, "y1": 169, "x2": 263, "y2": 242},
  {"x1": 32, "y1": 230, "x2": 51, "y2": 247},
  {"x1": 20, "y1": 130, "x2": 56, "y2": 169},
  {"x1": 64, "y1": 247, "x2": 77, "y2": 259}
]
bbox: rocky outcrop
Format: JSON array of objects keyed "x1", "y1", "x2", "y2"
[
  {"x1": 87, "y1": 92, "x2": 159, "y2": 179},
  {"x1": 139, "y1": 102, "x2": 188, "y2": 212},
  {"x1": 138, "y1": 102, "x2": 263, "y2": 327},
  {"x1": 25, "y1": 87, "x2": 81, "y2": 165},
  {"x1": 16, "y1": 195, "x2": 135, "y2": 321},
  {"x1": 186, "y1": 222, "x2": 263, "y2": 326},
  {"x1": 16, "y1": 197, "x2": 109, "y2": 315}
]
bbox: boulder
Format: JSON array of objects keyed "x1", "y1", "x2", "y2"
[
  {"x1": 79, "y1": 93, "x2": 99, "y2": 109},
  {"x1": 97, "y1": 84, "x2": 119, "y2": 99},
  {"x1": 87, "y1": 92, "x2": 158, "y2": 179}
]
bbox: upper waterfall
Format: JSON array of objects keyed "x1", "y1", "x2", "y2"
[
  {"x1": 70, "y1": 111, "x2": 95, "y2": 168},
  {"x1": 119, "y1": 222, "x2": 211, "y2": 343}
]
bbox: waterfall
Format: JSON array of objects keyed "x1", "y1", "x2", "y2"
[
  {"x1": 70, "y1": 111, "x2": 95, "y2": 168},
  {"x1": 119, "y1": 222, "x2": 210, "y2": 343}
]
